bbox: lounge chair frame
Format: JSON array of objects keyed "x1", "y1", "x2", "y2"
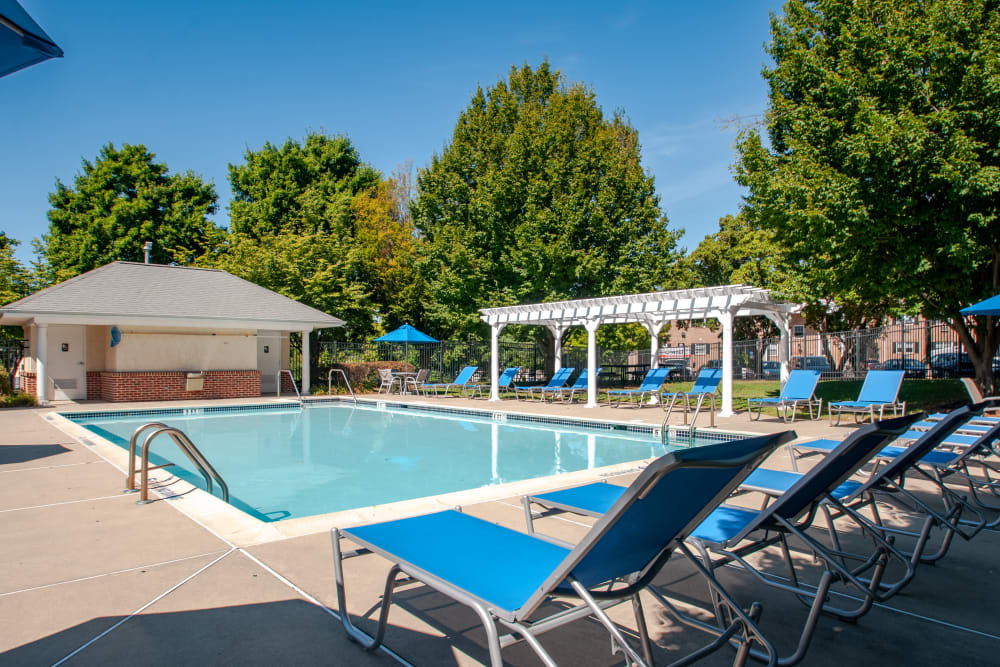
[
  {"x1": 662, "y1": 368, "x2": 723, "y2": 427},
  {"x1": 606, "y1": 367, "x2": 671, "y2": 408},
  {"x1": 333, "y1": 433, "x2": 793, "y2": 667},
  {"x1": 419, "y1": 365, "x2": 478, "y2": 397}
]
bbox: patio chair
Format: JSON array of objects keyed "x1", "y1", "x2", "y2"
[
  {"x1": 376, "y1": 368, "x2": 401, "y2": 394},
  {"x1": 605, "y1": 367, "x2": 671, "y2": 407},
  {"x1": 514, "y1": 366, "x2": 572, "y2": 401},
  {"x1": 827, "y1": 370, "x2": 905, "y2": 425},
  {"x1": 403, "y1": 368, "x2": 429, "y2": 394},
  {"x1": 550, "y1": 368, "x2": 600, "y2": 402},
  {"x1": 332, "y1": 431, "x2": 792, "y2": 667},
  {"x1": 419, "y1": 365, "x2": 478, "y2": 397},
  {"x1": 534, "y1": 368, "x2": 589, "y2": 401},
  {"x1": 746, "y1": 369, "x2": 822, "y2": 422},
  {"x1": 522, "y1": 414, "x2": 919, "y2": 665},
  {"x1": 467, "y1": 366, "x2": 520, "y2": 398},
  {"x1": 661, "y1": 368, "x2": 723, "y2": 426}
]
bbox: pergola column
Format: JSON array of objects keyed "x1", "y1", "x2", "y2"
[
  {"x1": 300, "y1": 330, "x2": 311, "y2": 395},
  {"x1": 35, "y1": 322, "x2": 48, "y2": 404},
  {"x1": 643, "y1": 321, "x2": 665, "y2": 368},
  {"x1": 489, "y1": 322, "x2": 506, "y2": 401},
  {"x1": 718, "y1": 310, "x2": 735, "y2": 417},
  {"x1": 546, "y1": 324, "x2": 566, "y2": 371},
  {"x1": 585, "y1": 319, "x2": 600, "y2": 408}
]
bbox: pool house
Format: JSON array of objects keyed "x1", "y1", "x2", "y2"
[{"x1": 0, "y1": 261, "x2": 343, "y2": 403}]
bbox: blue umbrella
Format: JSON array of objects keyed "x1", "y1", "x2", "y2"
[
  {"x1": 0, "y1": 0, "x2": 63, "y2": 78},
  {"x1": 374, "y1": 324, "x2": 438, "y2": 364},
  {"x1": 961, "y1": 294, "x2": 1000, "y2": 316}
]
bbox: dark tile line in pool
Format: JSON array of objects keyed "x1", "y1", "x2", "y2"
[{"x1": 63, "y1": 402, "x2": 299, "y2": 422}]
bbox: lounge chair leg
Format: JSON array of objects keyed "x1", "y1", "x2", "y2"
[
  {"x1": 631, "y1": 593, "x2": 655, "y2": 667},
  {"x1": 331, "y1": 528, "x2": 398, "y2": 652},
  {"x1": 568, "y1": 578, "x2": 651, "y2": 667}
]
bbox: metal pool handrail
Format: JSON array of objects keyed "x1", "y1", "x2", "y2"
[
  {"x1": 328, "y1": 368, "x2": 357, "y2": 403},
  {"x1": 277, "y1": 369, "x2": 301, "y2": 402},
  {"x1": 125, "y1": 422, "x2": 229, "y2": 504}
]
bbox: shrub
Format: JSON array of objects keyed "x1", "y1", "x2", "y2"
[
  {"x1": 2, "y1": 392, "x2": 37, "y2": 408},
  {"x1": 326, "y1": 361, "x2": 414, "y2": 393},
  {"x1": 0, "y1": 367, "x2": 10, "y2": 395}
]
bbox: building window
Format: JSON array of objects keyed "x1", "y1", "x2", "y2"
[
  {"x1": 692, "y1": 343, "x2": 709, "y2": 355},
  {"x1": 793, "y1": 325, "x2": 805, "y2": 338},
  {"x1": 892, "y1": 341, "x2": 920, "y2": 355}
]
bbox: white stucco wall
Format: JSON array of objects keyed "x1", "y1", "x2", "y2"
[{"x1": 106, "y1": 327, "x2": 257, "y2": 371}]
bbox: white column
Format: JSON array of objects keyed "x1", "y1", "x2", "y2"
[
  {"x1": 585, "y1": 319, "x2": 600, "y2": 408},
  {"x1": 300, "y1": 330, "x2": 311, "y2": 395},
  {"x1": 489, "y1": 323, "x2": 504, "y2": 401},
  {"x1": 719, "y1": 310, "x2": 734, "y2": 417},
  {"x1": 35, "y1": 323, "x2": 48, "y2": 404},
  {"x1": 547, "y1": 324, "x2": 566, "y2": 371},
  {"x1": 644, "y1": 321, "x2": 665, "y2": 368}
]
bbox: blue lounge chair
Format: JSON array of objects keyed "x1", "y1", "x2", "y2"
[
  {"x1": 419, "y1": 365, "x2": 478, "y2": 397},
  {"x1": 606, "y1": 367, "x2": 671, "y2": 407},
  {"x1": 828, "y1": 370, "x2": 906, "y2": 425},
  {"x1": 548, "y1": 367, "x2": 600, "y2": 402},
  {"x1": 515, "y1": 366, "x2": 573, "y2": 401},
  {"x1": 523, "y1": 414, "x2": 919, "y2": 666},
  {"x1": 332, "y1": 432, "x2": 793, "y2": 667},
  {"x1": 661, "y1": 368, "x2": 723, "y2": 426},
  {"x1": 468, "y1": 366, "x2": 520, "y2": 398},
  {"x1": 746, "y1": 369, "x2": 822, "y2": 422}
]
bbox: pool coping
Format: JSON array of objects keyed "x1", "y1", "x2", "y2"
[{"x1": 46, "y1": 398, "x2": 760, "y2": 547}]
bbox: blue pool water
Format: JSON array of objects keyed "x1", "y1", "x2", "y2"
[{"x1": 71, "y1": 404, "x2": 729, "y2": 521}]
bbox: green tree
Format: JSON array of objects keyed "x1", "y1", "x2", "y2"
[
  {"x1": 38, "y1": 143, "x2": 220, "y2": 282},
  {"x1": 412, "y1": 61, "x2": 684, "y2": 340},
  {"x1": 228, "y1": 131, "x2": 380, "y2": 238},
  {"x1": 736, "y1": 0, "x2": 1000, "y2": 392},
  {"x1": 0, "y1": 233, "x2": 31, "y2": 307}
]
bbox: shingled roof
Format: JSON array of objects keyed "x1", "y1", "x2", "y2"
[{"x1": 0, "y1": 262, "x2": 344, "y2": 330}]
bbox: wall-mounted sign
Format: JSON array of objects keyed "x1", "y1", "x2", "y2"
[{"x1": 61, "y1": 343, "x2": 69, "y2": 352}]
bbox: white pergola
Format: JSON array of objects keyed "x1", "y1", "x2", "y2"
[{"x1": 480, "y1": 285, "x2": 800, "y2": 414}]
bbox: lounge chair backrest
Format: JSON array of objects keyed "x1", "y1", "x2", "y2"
[
  {"x1": 637, "y1": 367, "x2": 671, "y2": 390},
  {"x1": 453, "y1": 366, "x2": 478, "y2": 385},
  {"x1": 497, "y1": 367, "x2": 520, "y2": 387},
  {"x1": 754, "y1": 413, "x2": 922, "y2": 527},
  {"x1": 543, "y1": 367, "x2": 574, "y2": 389},
  {"x1": 690, "y1": 368, "x2": 722, "y2": 394},
  {"x1": 518, "y1": 431, "x2": 796, "y2": 617},
  {"x1": 858, "y1": 370, "x2": 905, "y2": 402},
  {"x1": 780, "y1": 370, "x2": 821, "y2": 400},
  {"x1": 863, "y1": 406, "x2": 974, "y2": 487},
  {"x1": 569, "y1": 368, "x2": 601, "y2": 389}
]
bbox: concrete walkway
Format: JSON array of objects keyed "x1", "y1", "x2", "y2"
[{"x1": 2, "y1": 396, "x2": 999, "y2": 665}]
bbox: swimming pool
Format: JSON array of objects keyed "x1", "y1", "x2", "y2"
[{"x1": 67, "y1": 402, "x2": 735, "y2": 522}]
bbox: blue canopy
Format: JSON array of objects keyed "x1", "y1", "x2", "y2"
[
  {"x1": 374, "y1": 324, "x2": 438, "y2": 344},
  {"x1": 0, "y1": 0, "x2": 63, "y2": 78},
  {"x1": 961, "y1": 294, "x2": 1000, "y2": 317}
]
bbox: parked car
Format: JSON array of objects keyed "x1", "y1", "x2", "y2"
[
  {"x1": 702, "y1": 358, "x2": 757, "y2": 379},
  {"x1": 928, "y1": 352, "x2": 975, "y2": 379},
  {"x1": 659, "y1": 358, "x2": 692, "y2": 381},
  {"x1": 791, "y1": 356, "x2": 832, "y2": 374},
  {"x1": 761, "y1": 361, "x2": 781, "y2": 379},
  {"x1": 872, "y1": 357, "x2": 927, "y2": 379}
]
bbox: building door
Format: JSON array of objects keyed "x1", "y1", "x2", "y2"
[
  {"x1": 258, "y1": 331, "x2": 281, "y2": 394},
  {"x1": 47, "y1": 325, "x2": 86, "y2": 400}
]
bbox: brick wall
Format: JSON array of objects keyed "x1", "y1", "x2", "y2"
[
  {"x1": 92, "y1": 370, "x2": 261, "y2": 402},
  {"x1": 87, "y1": 372, "x2": 102, "y2": 400}
]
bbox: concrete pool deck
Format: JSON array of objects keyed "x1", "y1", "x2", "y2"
[{"x1": 2, "y1": 394, "x2": 999, "y2": 665}]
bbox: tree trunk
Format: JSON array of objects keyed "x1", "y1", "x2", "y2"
[{"x1": 950, "y1": 314, "x2": 998, "y2": 396}]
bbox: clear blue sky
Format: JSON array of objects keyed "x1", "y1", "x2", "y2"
[{"x1": 2, "y1": 0, "x2": 782, "y2": 264}]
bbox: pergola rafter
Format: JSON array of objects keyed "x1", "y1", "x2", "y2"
[{"x1": 480, "y1": 285, "x2": 800, "y2": 413}]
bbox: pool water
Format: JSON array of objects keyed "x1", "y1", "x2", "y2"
[{"x1": 73, "y1": 404, "x2": 725, "y2": 521}]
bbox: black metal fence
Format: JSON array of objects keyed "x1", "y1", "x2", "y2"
[
  {"x1": 310, "y1": 319, "x2": 985, "y2": 389},
  {"x1": 0, "y1": 340, "x2": 24, "y2": 390}
]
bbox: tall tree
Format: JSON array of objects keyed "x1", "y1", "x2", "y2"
[
  {"x1": 0, "y1": 233, "x2": 32, "y2": 307},
  {"x1": 736, "y1": 0, "x2": 1000, "y2": 392},
  {"x1": 39, "y1": 143, "x2": 220, "y2": 283},
  {"x1": 412, "y1": 61, "x2": 684, "y2": 339},
  {"x1": 228, "y1": 131, "x2": 380, "y2": 238}
]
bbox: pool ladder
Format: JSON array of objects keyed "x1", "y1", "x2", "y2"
[
  {"x1": 327, "y1": 368, "x2": 357, "y2": 403},
  {"x1": 276, "y1": 369, "x2": 302, "y2": 403},
  {"x1": 124, "y1": 422, "x2": 229, "y2": 504}
]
